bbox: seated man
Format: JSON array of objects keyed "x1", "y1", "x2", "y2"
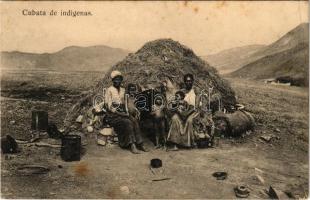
[{"x1": 104, "y1": 70, "x2": 148, "y2": 154}]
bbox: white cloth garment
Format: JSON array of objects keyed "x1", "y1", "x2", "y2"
[
  {"x1": 105, "y1": 86, "x2": 125, "y2": 110},
  {"x1": 184, "y1": 88, "x2": 196, "y2": 106}
]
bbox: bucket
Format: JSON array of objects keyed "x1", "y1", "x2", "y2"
[
  {"x1": 31, "y1": 111, "x2": 48, "y2": 131},
  {"x1": 60, "y1": 135, "x2": 81, "y2": 161}
]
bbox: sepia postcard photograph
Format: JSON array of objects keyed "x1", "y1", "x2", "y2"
[{"x1": 0, "y1": 1, "x2": 309, "y2": 199}]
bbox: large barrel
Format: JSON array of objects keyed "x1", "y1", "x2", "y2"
[
  {"x1": 60, "y1": 135, "x2": 81, "y2": 161},
  {"x1": 31, "y1": 111, "x2": 48, "y2": 131},
  {"x1": 213, "y1": 110, "x2": 255, "y2": 137}
]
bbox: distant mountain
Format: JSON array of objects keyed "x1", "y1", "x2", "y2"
[
  {"x1": 230, "y1": 23, "x2": 309, "y2": 86},
  {"x1": 252, "y1": 22, "x2": 309, "y2": 58},
  {"x1": 1, "y1": 45, "x2": 130, "y2": 71},
  {"x1": 202, "y1": 44, "x2": 266, "y2": 74}
]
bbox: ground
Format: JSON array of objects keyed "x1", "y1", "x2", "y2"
[{"x1": 1, "y1": 70, "x2": 308, "y2": 199}]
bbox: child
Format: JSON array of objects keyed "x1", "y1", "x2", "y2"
[
  {"x1": 167, "y1": 90, "x2": 193, "y2": 151},
  {"x1": 150, "y1": 96, "x2": 167, "y2": 149}
]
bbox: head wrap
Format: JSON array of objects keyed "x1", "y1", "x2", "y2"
[{"x1": 110, "y1": 70, "x2": 123, "y2": 79}]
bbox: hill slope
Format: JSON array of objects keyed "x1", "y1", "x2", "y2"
[
  {"x1": 253, "y1": 22, "x2": 309, "y2": 57},
  {"x1": 1, "y1": 45, "x2": 130, "y2": 71},
  {"x1": 230, "y1": 42, "x2": 308, "y2": 85},
  {"x1": 230, "y1": 23, "x2": 309, "y2": 86},
  {"x1": 203, "y1": 45, "x2": 266, "y2": 74}
]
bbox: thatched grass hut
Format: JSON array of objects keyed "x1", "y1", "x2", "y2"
[{"x1": 64, "y1": 39, "x2": 236, "y2": 129}]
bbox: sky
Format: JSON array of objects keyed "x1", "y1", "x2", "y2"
[{"x1": 1, "y1": 1, "x2": 308, "y2": 55}]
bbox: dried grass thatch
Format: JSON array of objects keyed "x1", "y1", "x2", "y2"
[{"x1": 64, "y1": 39, "x2": 236, "y2": 129}]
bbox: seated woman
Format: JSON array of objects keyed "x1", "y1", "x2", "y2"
[
  {"x1": 167, "y1": 74, "x2": 199, "y2": 150},
  {"x1": 104, "y1": 71, "x2": 148, "y2": 154}
]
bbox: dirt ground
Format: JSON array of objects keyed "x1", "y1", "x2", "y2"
[{"x1": 1, "y1": 70, "x2": 308, "y2": 199}]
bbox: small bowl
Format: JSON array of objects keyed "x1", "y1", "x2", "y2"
[
  {"x1": 150, "y1": 158, "x2": 162, "y2": 168},
  {"x1": 212, "y1": 172, "x2": 227, "y2": 180}
]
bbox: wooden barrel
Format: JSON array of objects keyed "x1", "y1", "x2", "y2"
[
  {"x1": 31, "y1": 111, "x2": 48, "y2": 131},
  {"x1": 213, "y1": 110, "x2": 255, "y2": 137},
  {"x1": 60, "y1": 135, "x2": 81, "y2": 161},
  {"x1": 226, "y1": 110, "x2": 255, "y2": 136}
]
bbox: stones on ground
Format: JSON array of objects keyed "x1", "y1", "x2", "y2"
[
  {"x1": 81, "y1": 121, "x2": 88, "y2": 129},
  {"x1": 106, "y1": 137, "x2": 114, "y2": 144},
  {"x1": 9, "y1": 120, "x2": 16, "y2": 125},
  {"x1": 99, "y1": 128, "x2": 113, "y2": 136},
  {"x1": 97, "y1": 139, "x2": 106, "y2": 146},
  {"x1": 120, "y1": 186, "x2": 130, "y2": 195},
  {"x1": 255, "y1": 174, "x2": 265, "y2": 185},
  {"x1": 87, "y1": 126, "x2": 94, "y2": 133},
  {"x1": 254, "y1": 167, "x2": 265, "y2": 185},
  {"x1": 75, "y1": 115, "x2": 84, "y2": 123},
  {"x1": 274, "y1": 128, "x2": 281, "y2": 133},
  {"x1": 254, "y1": 167, "x2": 264, "y2": 173},
  {"x1": 259, "y1": 134, "x2": 280, "y2": 143}
]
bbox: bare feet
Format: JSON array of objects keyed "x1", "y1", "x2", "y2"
[
  {"x1": 130, "y1": 143, "x2": 140, "y2": 154},
  {"x1": 137, "y1": 144, "x2": 149, "y2": 152},
  {"x1": 170, "y1": 145, "x2": 179, "y2": 151}
]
